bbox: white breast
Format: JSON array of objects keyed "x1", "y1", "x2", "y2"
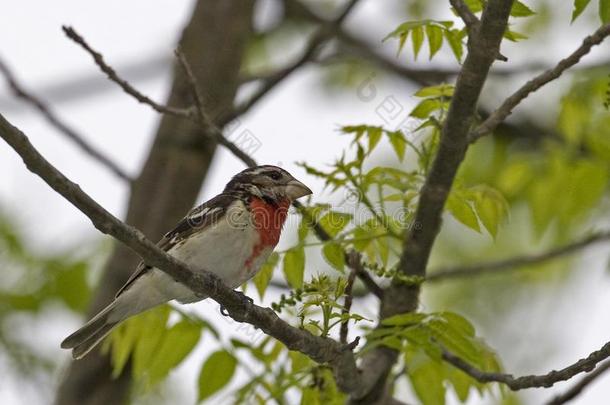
[{"x1": 149, "y1": 200, "x2": 271, "y2": 304}]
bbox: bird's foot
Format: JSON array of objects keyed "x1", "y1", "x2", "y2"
[{"x1": 219, "y1": 290, "x2": 254, "y2": 317}]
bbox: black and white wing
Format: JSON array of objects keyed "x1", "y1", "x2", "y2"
[{"x1": 115, "y1": 193, "x2": 237, "y2": 297}]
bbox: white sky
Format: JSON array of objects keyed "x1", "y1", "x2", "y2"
[{"x1": 1, "y1": 0, "x2": 609, "y2": 404}]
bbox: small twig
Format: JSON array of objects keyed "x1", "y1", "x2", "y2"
[
  {"x1": 0, "y1": 58, "x2": 132, "y2": 182},
  {"x1": 293, "y1": 199, "x2": 384, "y2": 299},
  {"x1": 427, "y1": 231, "x2": 610, "y2": 282},
  {"x1": 221, "y1": 0, "x2": 361, "y2": 124},
  {"x1": 340, "y1": 251, "x2": 360, "y2": 344},
  {"x1": 470, "y1": 23, "x2": 610, "y2": 142},
  {"x1": 174, "y1": 48, "x2": 257, "y2": 168},
  {"x1": 545, "y1": 360, "x2": 610, "y2": 405},
  {"x1": 441, "y1": 341, "x2": 610, "y2": 390},
  {"x1": 62, "y1": 26, "x2": 192, "y2": 118},
  {"x1": 450, "y1": 0, "x2": 480, "y2": 30}
]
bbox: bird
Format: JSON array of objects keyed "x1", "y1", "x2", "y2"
[{"x1": 61, "y1": 165, "x2": 312, "y2": 359}]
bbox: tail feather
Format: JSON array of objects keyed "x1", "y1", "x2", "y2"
[
  {"x1": 71, "y1": 322, "x2": 117, "y2": 360},
  {"x1": 62, "y1": 269, "x2": 176, "y2": 359},
  {"x1": 61, "y1": 301, "x2": 119, "y2": 359}
]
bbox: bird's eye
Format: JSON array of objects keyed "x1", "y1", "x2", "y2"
[{"x1": 267, "y1": 171, "x2": 282, "y2": 181}]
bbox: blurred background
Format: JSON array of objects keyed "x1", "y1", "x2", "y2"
[{"x1": 1, "y1": 0, "x2": 609, "y2": 404}]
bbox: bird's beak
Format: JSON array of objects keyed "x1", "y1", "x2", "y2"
[{"x1": 285, "y1": 178, "x2": 313, "y2": 200}]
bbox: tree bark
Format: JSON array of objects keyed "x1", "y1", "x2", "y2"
[{"x1": 55, "y1": 1, "x2": 254, "y2": 404}]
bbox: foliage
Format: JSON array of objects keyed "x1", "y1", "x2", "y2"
[
  {"x1": 367, "y1": 311, "x2": 502, "y2": 405},
  {"x1": 571, "y1": 0, "x2": 610, "y2": 22},
  {"x1": 0, "y1": 214, "x2": 96, "y2": 376}
]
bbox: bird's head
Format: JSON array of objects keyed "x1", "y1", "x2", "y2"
[{"x1": 225, "y1": 165, "x2": 312, "y2": 204}]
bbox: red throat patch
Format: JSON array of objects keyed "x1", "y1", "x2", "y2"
[{"x1": 245, "y1": 197, "x2": 290, "y2": 269}]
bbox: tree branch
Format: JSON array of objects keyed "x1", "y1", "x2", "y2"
[
  {"x1": 0, "y1": 112, "x2": 369, "y2": 397},
  {"x1": 470, "y1": 23, "x2": 610, "y2": 142},
  {"x1": 340, "y1": 251, "x2": 360, "y2": 344},
  {"x1": 427, "y1": 231, "x2": 610, "y2": 282},
  {"x1": 0, "y1": 58, "x2": 132, "y2": 182},
  {"x1": 220, "y1": 0, "x2": 361, "y2": 125},
  {"x1": 352, "y1": 1, "x2": 516, "y2": 402},
  {"x1": 62, "y1": 26, "x2": 193, "y2": 118},
  {"x1": 441, "y1": 342, "x2": 610, "y2": 390},
  {"x1": 174, "y1": 48, "x2": 258, "y2": 167},
  {"x1": 545, "y1": 360, "x2": 610, "y2": 405},
  {"x1": 450, "y1": 0, "x2": 480, "y2": 30}
]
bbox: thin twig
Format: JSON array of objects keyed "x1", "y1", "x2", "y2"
[
  {"x1": 427, "y1": 231, "x2": 610, "y2": 282},
  {"x1": 174, "y1": 48, "x2": 258, "y2": 168},
  {"x1": 450, "y1": 0, "x2": 480, "y2": 30},
  {"x1": 0, "y1": 58, "x2": 132, "y2": 182},
  {"x1": 294, "y1": 199, "x2": 384, "y2": 299},
  {"x1": 62, "y1": 26, "x2": 193, "y2": 118},
  {"x1": 340, "y1": 251, "x2": 360, "y2": 344},
  {"x1": 470, "y1": 23, "x2": 610, "y2": 142},
  {"x1": 220, "y1": 0, "x2": 361, "y2": 125},
  {"x1": 545, "y1": 360, "x2": 610, "y2": 405},
  {"x1": 441, "y1": 342, "x2": 610, "y2": 390}
]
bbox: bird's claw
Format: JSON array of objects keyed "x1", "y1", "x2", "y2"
[{"x1": 219, "y1": 290, "x2": 254, "y2": 317}]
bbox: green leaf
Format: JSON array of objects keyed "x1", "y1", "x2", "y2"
[
  {"x1": 132, "y1": 306, "x2": 171, "y2": 378},
  {"x1": 254, "y1": 252, "x2": 279, "y2": 300},
  {"x1": 407, "y1": 349, "x2": 446, "y2": 405},
  {"x1": 146, "y1": 320, "x2": 201, "y2": 386},
  {"x1": 601, "y1": 0, "x2": 610, "y2": 22},
  {"x1": 322, "y1": 242, "x2": 345, "y2": 272},
  {"x1": 319, "y1": 211, "x2": 352, "y2": 237},
  {"x1": 463, "y1": 0, "x2": 484, "y2": 13},
  {"x1": 471, "y1": 185, "x2": 509, "y2": 238},
  {"x1": 290, "y1": 351, "x2": 311, "y2": 373},
  {"x1": 447, "y1": 189, "x2": 481, "y2": 232},
  {"x1": 411, "y1": 26, "x2": 424, "y2": 60},
  {"x1": 52, "y1": 261, "x2": 91, "y2": 311},
  {"x1": 382, "y1": 312, "x2": 427, "y2": 327},
  {"x1": 367, "y1": 127, "x2": 383, "y2": 152},
  {"x1": 414, "y1": 84, "x2": 454, "y2": 98},
  {"x1": 301, "y1": 387, "x2": 321, "y2": 405},
  {"x1": 387, "y1": 131, "x2": 407, "y2": 161},
  {"x1": 571, "y1": 0, "x2": 592, "y2": 21},
  {"x1": 426, "y1": 25, "x2": 443, "y2": 59},
  {"x1": 444, "y1": 29, "x2": 464, "y2": 62},
  {"x1": 504, "y1": 30, "x2": 528, "y2": 42},
  {"x1": 410, "y1": 99, "x2": 442, "y2": 119},
  {"x1": 198, "y1": 349, "x2": 237, "y2": 401},
  {"x1": 510, "y1": 1, "x2": 536, "y2": 17},
  {"x1": 283, "y1": 247, "x2": 305, "y2": 288}
]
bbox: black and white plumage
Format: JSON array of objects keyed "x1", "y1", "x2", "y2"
[{"x1": 61, "y1": 165, "x2": 312, "y2": 359}]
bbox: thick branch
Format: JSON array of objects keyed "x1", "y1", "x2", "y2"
[
  {"x1": 442, "y1": 342, "x2": 610, "y2": 390},
  {"x1": 0, "y1": 58, "x2": 131, "y2": 182},
  {"x1": 427, "y1": 231, "x2": 610, "y2": 282},
  {"x1": 545, "y1": 360, "x2": 610, "y2": 405},
  {"x1": 352, "y1": 1, "x2": 516, "y2": 402},
  {"x1": 0, "y1": 112, "x2": 366, "y2": 397},
  {"x1": 470, "y1": 23, "x2": 610, "y2": 141}
]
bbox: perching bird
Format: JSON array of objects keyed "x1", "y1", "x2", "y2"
[{"x1": 61, "y1": 165, "x2": 312, "y2": 359}]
